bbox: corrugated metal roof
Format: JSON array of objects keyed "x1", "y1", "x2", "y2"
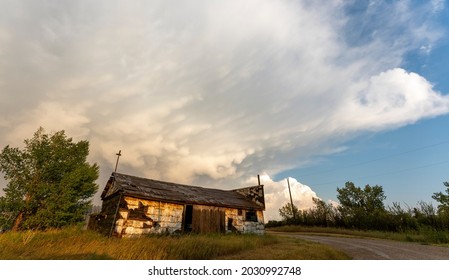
[{"x1": 102, "y1": 172, "x2": 264, "y2": 210}]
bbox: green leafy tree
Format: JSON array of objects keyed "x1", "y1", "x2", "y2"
[
  {"x1": 308, "y1": 197, "x2": 336, "y2": 226},
  {"x1": 279, "y1": 202, "x2": 300, "y2": 223},
  {"x1": 336, "y1": 181, "x2": 386, "y2": 229},
  {"x1": 432, "y1": 182, "x2": 449, "y2": 215},
  {"x1": 0, "y1": 128, "x2": 99, "y2": 230}
]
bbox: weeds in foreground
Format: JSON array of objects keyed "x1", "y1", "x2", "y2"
[{"x1": 0, "y1": 226, "x2": 348, "y2": 260}]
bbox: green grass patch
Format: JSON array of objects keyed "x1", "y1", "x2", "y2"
[
  {"x1": 268, "y1": 225, "x2": 449, "y2": 246},
  {"x1": 217, "y1": 235, "x2": 349, "y2": 260},
  {"x1": 0, "y1": 226, "x2": 349, "y2": 260}
]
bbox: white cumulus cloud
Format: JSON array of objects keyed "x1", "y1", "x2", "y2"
[
  {"x1": 0, "y1": 0, "x2": 448, "y2": 210},
  {"x1": 251, "y1": 174, "x2": 319, "y2": 221}
]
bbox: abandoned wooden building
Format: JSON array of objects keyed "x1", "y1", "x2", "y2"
[{"x1": 88, "y1": 172, "x2": 265, "y2": 237}]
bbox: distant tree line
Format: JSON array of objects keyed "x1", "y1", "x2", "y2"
[{"x1": 268, "y1": 181, "x2": 449, "y2": 232}]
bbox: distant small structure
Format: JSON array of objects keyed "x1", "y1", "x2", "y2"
[{"x1": 88, "y1": 172, "x2": 265, "y2": 237}]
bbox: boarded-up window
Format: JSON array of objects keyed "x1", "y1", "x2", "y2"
[{"x1": 245, "y1": 210, "x2": 257, "y2": 222}]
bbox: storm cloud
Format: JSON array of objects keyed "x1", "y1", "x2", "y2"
[{"x1": 1, "y1": 0, "x2": 448, "y2": 220}]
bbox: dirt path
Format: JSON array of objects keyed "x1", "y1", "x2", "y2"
[{"x1": 275, "y1": 233, "x2": 449, "y2": 259}]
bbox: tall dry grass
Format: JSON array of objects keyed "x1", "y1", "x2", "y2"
[
  {"x1": 0, "y1": 226, "x2": 349, "y2": 260},
  {"x1": 0, "y1": 226, "x2": 277, "y2": 260}
]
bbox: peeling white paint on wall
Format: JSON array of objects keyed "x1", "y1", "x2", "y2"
[{"x1": 115, "y1": 196, "x2": 264, "y2": 237}]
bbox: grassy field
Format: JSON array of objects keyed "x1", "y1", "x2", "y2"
[
  {"x1": 268, "y1": 225, "x2": 449, "y2": 245},
  {"x1": 0, "y1": 226, "x2": 349, "y2": 260}
]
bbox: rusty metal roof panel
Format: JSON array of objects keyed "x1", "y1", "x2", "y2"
[{"x1": 103, "y1": 172, "x2": 264, "y2": 210}]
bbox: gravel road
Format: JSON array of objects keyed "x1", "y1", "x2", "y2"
[{"x1": 277, "y1": 233, "x2": 449, "y2": 259}]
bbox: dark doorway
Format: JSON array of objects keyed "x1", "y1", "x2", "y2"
[{"x1": 183, "y1": 205, "x2": 193, "y2": 232}]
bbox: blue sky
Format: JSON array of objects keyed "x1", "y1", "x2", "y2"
[
  {"x1": 277, "y1": 115, "x2": 449, "y2": 207},
  {"x1": 277, "y1": 0, "x2": 449, "y2": 209},
  {"x1": 0, "y1": 0, "x2": 449, "y2": 220}
]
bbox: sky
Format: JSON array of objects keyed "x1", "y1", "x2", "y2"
[{"x1": 0, "y1": 0, "x2": 448, "y2": 221}]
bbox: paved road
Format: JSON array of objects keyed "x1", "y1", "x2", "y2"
[{"x1": 276, "y1": 233, "x2": 449, "y2": 259}]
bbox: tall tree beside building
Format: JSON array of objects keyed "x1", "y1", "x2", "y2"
[{"x1": 0, "y1": 128, "x2": 99, "y2": 230}]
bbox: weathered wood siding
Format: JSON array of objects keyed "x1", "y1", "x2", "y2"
[
  {"x1": 91, "y1": 195, "x2": 265, "y2": 237},
  {"x1": 115, "y1": 196, "x2": 184, "y2": 237},
  {"x1": 191, "y1": 205, "x2": 226, "y2": 234},
  {"x1": 233, "y1": 185, "x2": 265, "y2": 209},
  {"x1": 87, "y1": 193, "x2": 121, "y2": 236},
  {"x1": 113, "y1": 200, "x2": 265, "y2": 237}
]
